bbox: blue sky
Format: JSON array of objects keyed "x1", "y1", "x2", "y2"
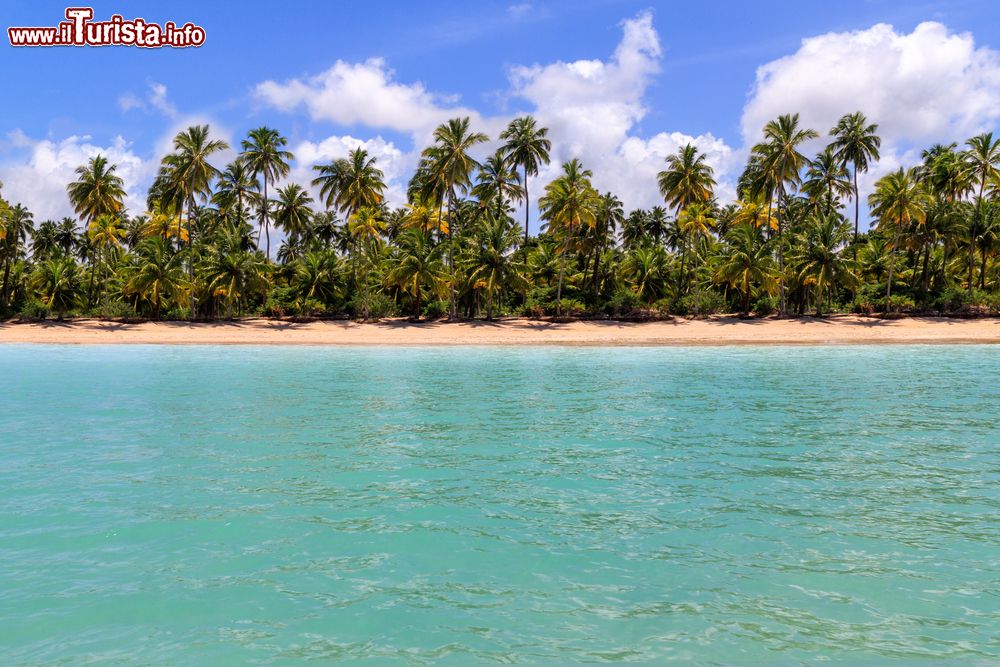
[{"x1": 4, "y1": 0, "x2": 1000, "y2": 228}]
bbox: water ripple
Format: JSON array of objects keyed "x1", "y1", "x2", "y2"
[{"x1": 0, "y1": 344, "x2": 998, "y2": 664}]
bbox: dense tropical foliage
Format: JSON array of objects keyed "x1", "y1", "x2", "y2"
[{"x1": 3, "y1": 112, "x2": 1000, "y2": 322}]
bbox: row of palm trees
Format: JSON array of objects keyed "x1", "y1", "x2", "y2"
[{"x1": 1, "y1": 110, "x2": 999, "y2": 322}]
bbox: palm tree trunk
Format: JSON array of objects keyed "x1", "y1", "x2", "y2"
[
  {"x1": 690, "y1": 236, "x2": 701, "y2": 316},
  {"x1": 980, "y1": 244, "x2": 988, "y2": 290},
  {"x1": 766, "y1": 196, "x2": 773, "y2": 239},
  {"x1": 777, "y1": 187, "x2": 786, "y2": 317},
  {"x1": 188, "y1": 197, "x2": 196, "y2": 320},
  {"x1": 921, "y1": 244, "x2": 930, "y2": 294},
  {"x1": 886, "y1": 214, "x2": 903, "y2": 312},
  {"x1": 261, "y1": 178, "x2": 271, "y2": 261},
  {"x1": 970, "y1": 179, "x2": 984, "y2": 293},
  {"x1": 349, "y1": 239, "x2": 358, "y2": 315},
  {"x1": 743, "y1": 274, "x2": 751, "y2": 316},
  {"x1": 678, "y1": 240, "x2": 688, "y2": 293},
  {"x1": 556, "y1": 249, "x2": 566, "y2": 317},
  {"x1": 362, "y1": 241, "x2": 371, "y2": 320},
  {"x1": 941, "y1": 244, "x2": 950, "y2": 290},
  {"x1": 447, "y1": 191, "x2": 456, "y2": 319},
  {"x1": 87, "y1": 248, "x2": 98, "y2": 308},
  {"x1": 523, "y1": 169, "x2": 530, "y2": 255},
  {"x1": 1, "y1": 252, "x2": 12, "y2": 308},
  {"x1": 853, "y1": 164, "x2": 860, "y2": 251},
  {"x1": 101, "y1": 248, "x2": 108, "y2": 317},
  {"x1": 591, "y1": 232, "x2": 604, "y2": 298},
  {"x1": 676, "y1": 204, "x2": 688, "y2": 294}
]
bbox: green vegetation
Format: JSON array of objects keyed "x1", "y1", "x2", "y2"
[{"x1": 2, "y1": 112, "x2": 1000, "y2": 322}]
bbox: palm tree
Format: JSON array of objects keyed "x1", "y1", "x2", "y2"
[
  {"x1": 678, "y1": 203, "x2": 716, "y2": 248},
  {"x1": 385, "y1": 228, "x2": 449, "y2": 320},
  {"x1": 214, "y1": 160, "x2": 260, "y2": 226},
  {"x1": 657, "y1": 144, "x2": 716, "y2": 213},
  {"x1": 423, "y1": 117, "x2": 489, "y2": 318},
  {"x1": 921, "y1": 145, "x2": 973, "y2": 203},
  {"x1": 462, "y1": 216, "x2": 526, "y2": 319},
  {"x1": 203, "y1": 245, "x2": 270, "y2": 318},
  {"x1": 273, "y1": 183, "x2": 314, "y2": 246},
  {"x1": 754, "y1": 113, "x2": 819, "y2": 315},
  {"x1": 55, "y1": 217, "x2": 80, "y2": 257},
  {"x1": 803, "y1": 147, "x2": 852, "y2": 214},
  {"x1": 620, "y1": 209, "x2": 650, "y2": 250},
  {"x1": 241, "y1": 127, "x2": 292, "y2": 260},
  {"x1": 677, "y1": 202, "x2": 716, "y2": 312},
  {"x1": 66, "y1": 155, "x2": 126, "y2": 224},
  {"x1": 30, "y1": 256, "x2": 82, "y2": 319},
  {"x1": 142, "y1": 202, "x2": 187, "y2": 247},
  {"x1": 500, "y1": 116, "x2": 552, "y2": 253},
  {"x1": 31, "y1": 220, "x2": 60, "y2": 260},
  {"x1": 526, "y1": 239, "x2": 561, "y2": 288},
  {"x1": 714, "y1": 224, "x2": 776, "y2": 316},
  {"x1": 791, "y1": 212, "x2": 856, "y2": 315},
  {"x1": 622, "y1": 245, "x2": 670, "y2": 303},
  {"x1": 402, "y1": 200, "x2": 446, "y2": 235},
  {"x1": 964, "y1": 133, "x2": 1000, "y2": 293},
  {"x1": 348, "y1": 206, "x2": 386, "y2": 319},
  {"x1": 658, "y1": 144, "x2": 716, "y2": 290},
  {"x1": 348, "y1": 207, "x2": 385, "y2": 245},
  {"x1": 645, "y1": 206, "x2": 670, "y2": 244},
  {"x1": 312, "y1": 148, "x2": 387, "y2": 220},
  {"x1": 309, "y1": 211, "x2": 341, "y2": 249},
  {"x1": 472, "y1": 149, "x2": 523, "y2": 220},
  {"x1": 121, "y1": 237, "x2": 188, "y2": 319},
  {"x1": 1, "y1": 204, "x2": 33, "y2": 306},
  {"x1": 539, "y1": 158, "x2": 599, "y2": 315},
  {"x1": 67, "y1": 154, "x2": 126, "y2": 305},
  {"x1": 869, "y1": 168, "x2": 930, "y2": 310},
  {"x1": 591, "y1": 192, "x2": 624, "y2": 295},
  {"x1": 165, "y1": 124, "x2": 229, "y2": 317},
  {"x1": 289, "y1": 249, "x2": 344, "y2": 312},
  {"x1": 732, "y1": 195, "x2": 778, "y2": 231},
  {"x1": 165, "y1": 125, "x2": 229, "y2": 230},
  {"x1": 87, "y1": 213, "x2": 126, "y2": 313},
  {"x1": 830, "y1": 112, "x2": 881, "y2": 244},
  {"x1": 974, "y1": 199, "x2": 1000, "y2": 289}
]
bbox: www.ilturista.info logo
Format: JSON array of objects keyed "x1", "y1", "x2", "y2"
[{"x1": 8, "y1": 8, "x2": 205, "y2": 48}]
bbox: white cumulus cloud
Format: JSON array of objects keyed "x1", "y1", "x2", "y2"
[
  {"x1": 504, "y1": 12, "x2": 738, "y2": 210},
  {"x1": 252, "y1": 12, "x2": 737, "y2": 218},
  {"x1": 9, "y1": 14, "x2": 1000, "y2": 233},
  {"x1": 255, "y1": 58, "x2": 484, "y2": 145},
  {"x1": 0, "y1": 133, "x2": 154, "y2": 222},
  {"x1": 740, "y1": 21, "x2": 1000, "y2": 222}
]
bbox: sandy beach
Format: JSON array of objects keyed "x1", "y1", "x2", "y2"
[{"x1": 1, "y1": 315, "x2": 998, "y2": 346}]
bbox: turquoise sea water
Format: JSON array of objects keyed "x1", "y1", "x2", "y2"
[{"x1": 0, "y1": 344, "x2": 998, "y2": 665}]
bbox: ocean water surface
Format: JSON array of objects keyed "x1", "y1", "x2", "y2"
[{"x1": 0, "y1": 344, "x2": 998, "y2": 665}]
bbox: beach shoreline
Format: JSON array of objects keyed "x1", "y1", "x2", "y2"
[{"x1": 1, "y1": 315, "x2": 999, "y2": 346}]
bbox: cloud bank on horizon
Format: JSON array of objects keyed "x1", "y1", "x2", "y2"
[{"x1": 4, "y1": 12, "x2": 1000, "y2": 228}]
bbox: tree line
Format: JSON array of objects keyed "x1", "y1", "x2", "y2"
[{"x1": 1, "y1": 111, "x2": 999, "y2": 322}]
